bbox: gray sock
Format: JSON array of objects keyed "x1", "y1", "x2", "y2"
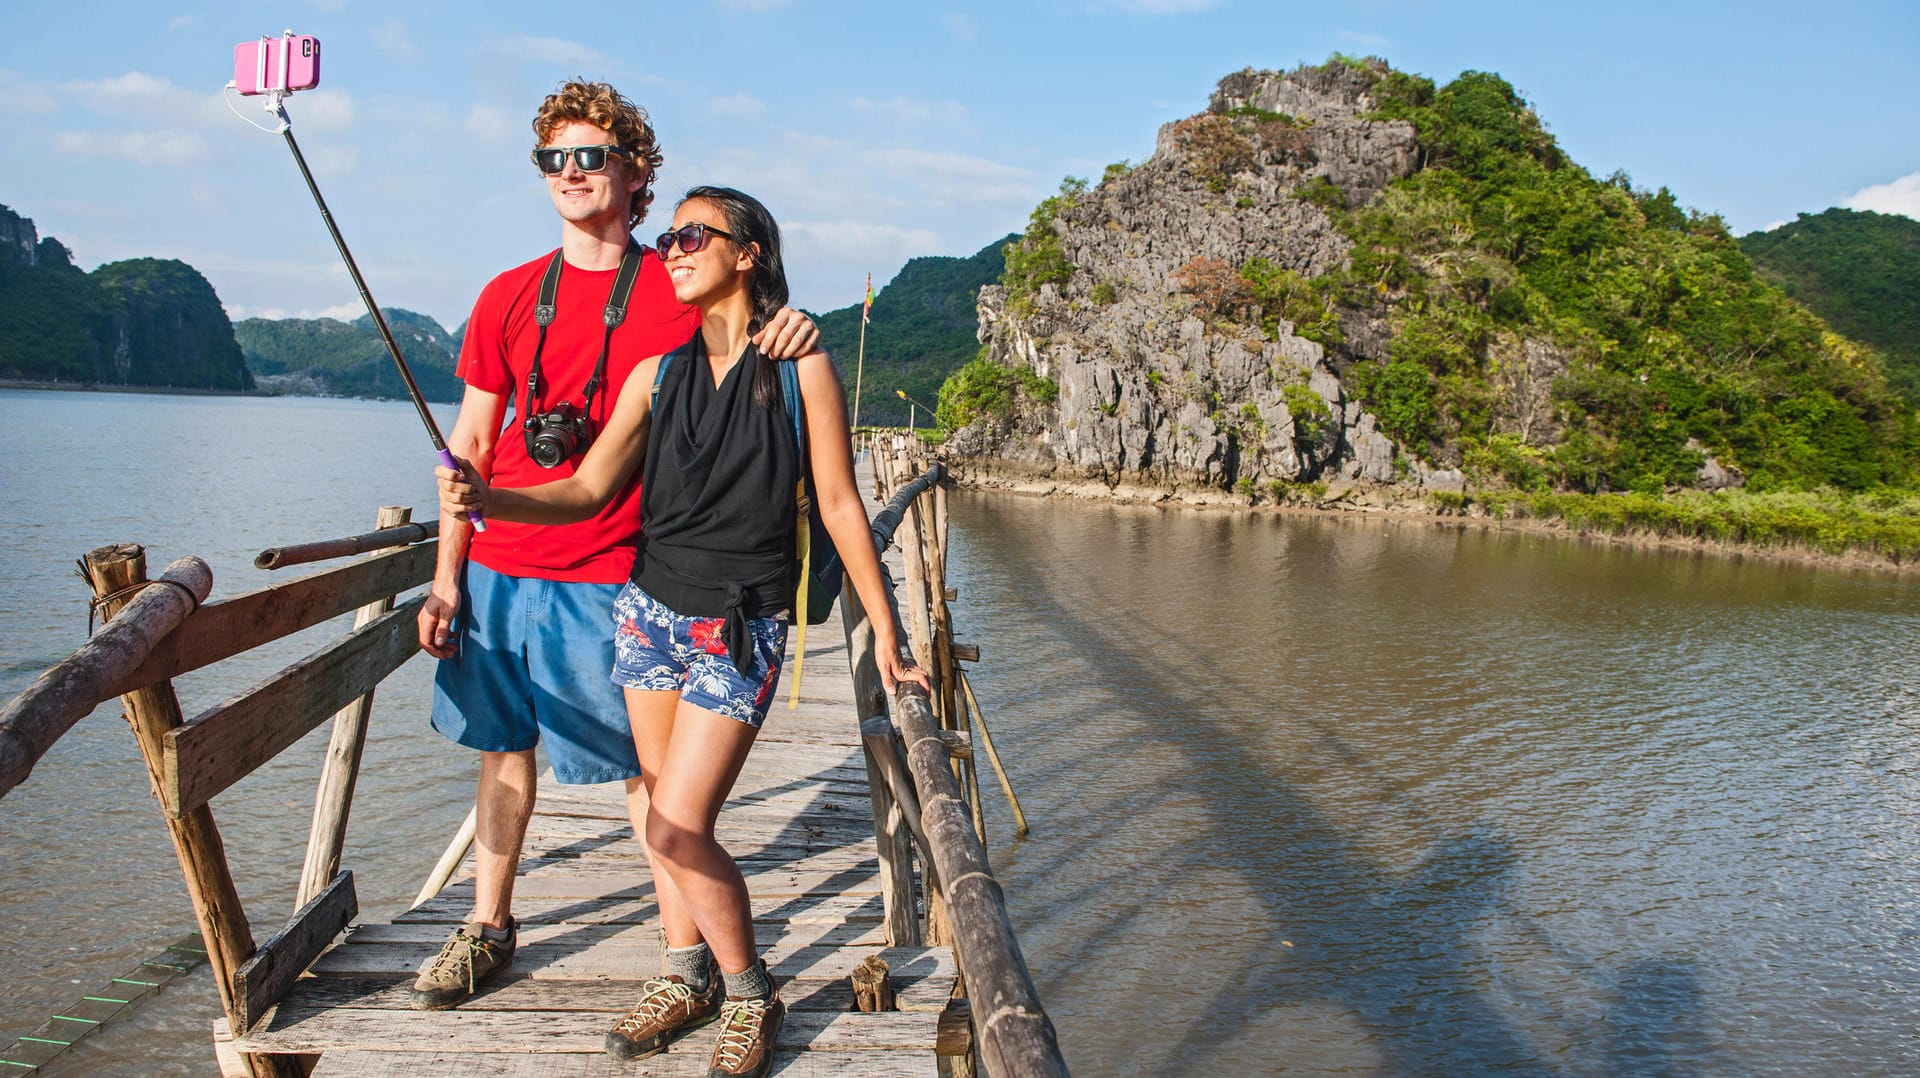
[
  {"x1": 667, "y1": 942, "x2": 714, "y2": 992},
  {"x1": 479, "y1": 919, "x2": 513, "y2": 943},
  {"x1": 722, "y1": 959, "x2": 772, "y2": 1000}
]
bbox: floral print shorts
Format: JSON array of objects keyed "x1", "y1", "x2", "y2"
[{"x1": 609, "y1": 583, "x2": 787, "y2": 728}]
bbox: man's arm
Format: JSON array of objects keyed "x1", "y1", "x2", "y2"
[{"x1": 419, "y1": 383, "x2": 505, "y2": 658}]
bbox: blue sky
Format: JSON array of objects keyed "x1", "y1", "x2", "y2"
[{"x1": 1, "y1": 1, "x2": 1915, "y2": 331}]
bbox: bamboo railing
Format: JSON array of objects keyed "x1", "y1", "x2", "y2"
[
  {"x1": 0, "y1": 508, "x2": 438, "y2": 1077},
  {"x1": 847, "y1": 436, "x2": 1067, "y2": 1077}
]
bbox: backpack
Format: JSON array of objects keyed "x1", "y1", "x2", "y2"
[{"x1": 651, "y1": 344, "x2": 844, "y2": 627}]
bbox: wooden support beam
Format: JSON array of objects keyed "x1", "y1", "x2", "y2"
[
  {"x1": 254, "y1": 518, "x2": 437, "y2": 570},
  {"x1": 949, "y1": 642, "x2": 980, "y2": 663},
  {"x1": 107, "y1": 542, "x2": 436, "y2": 698},
  {"x1": 840, "y1": 579, "x2": 923, "y2": 947},
  {"x1": 163, "y1": 595, "x2": 426, "y2": 817},
  {"x1": 851, "y1": 954, "x2": 896, "y2": 1013},
  {"x1": 82, "y1": 544, "x2": 303, "y2": 1078},
  {"x1": 235, "y1": 871, "x2": 358, "y2": 1032},
  {"x1": 299, "y1": 506, "x2": 412, "y2": 906}
]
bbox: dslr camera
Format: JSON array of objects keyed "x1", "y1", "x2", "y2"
[{"x1": 523, "y1": 403, "x2": 591, "y2": 468}]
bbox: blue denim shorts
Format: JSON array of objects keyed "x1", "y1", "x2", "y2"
[
  {"x1": 430, "y1": 561, "x2": 641, "y2": 784},
  {"x1": 610, "y1": 583, "x2": 788, "y2": 728}
]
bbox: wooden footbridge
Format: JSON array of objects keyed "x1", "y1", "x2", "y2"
[{"x1": 0, "y1": 441, "x2": 1065, "y2": 1077}]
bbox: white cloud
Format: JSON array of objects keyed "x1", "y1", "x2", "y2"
[
  {"x1": 1843, "y1": 171, "x2": 1920, "y2": 221},
  {"x1": 783, "y1": 219, "x2": 943, "y2": 264},
  {"x1": 288, "y1": 88, "x2": 356, "y2": 131},
  {"x1": 718, "y1": 0, "x2": 792, "y2": 8},
  {"x1": 168, "y1": 15, "x2": 191, "y2": 30},
  {"x1": 708, "y1": 94, "x2": 768, "y2": 120},
  {"x1": 483, "y1": 35, "x2": 632, "y2": 78},
  {"x1": 56, "y1": 128, "x2": 207, "y2": 167},
  {"x1": 466, "y1": 103, "x2": 519, "y2": 144},
  {"x1": 940, "y1": 14, "x2": 979, "y2": 42},
  {"x1": 372, "y1": 17, "x2": 419, "y2": 60},
  {"x1": 850, "y1": 96, "x2": 969, "y2": 126}
]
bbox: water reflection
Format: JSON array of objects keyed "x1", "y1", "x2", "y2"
[{"x1": 949, "y1": 492, "x2": 1920, "y2": 1075}]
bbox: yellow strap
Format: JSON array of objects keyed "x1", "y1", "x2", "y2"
[{"x1": 789, "y1": 481, "x2": 809, "y2": 710}]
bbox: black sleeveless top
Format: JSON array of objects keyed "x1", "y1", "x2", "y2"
[{"x1": 633, "y1": 334, "x2": 799, "y2": 669}]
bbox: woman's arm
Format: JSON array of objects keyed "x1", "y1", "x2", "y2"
[
  {"x1": 439, "y1": 354, "x2": 660, "y2": 525},
  {"x1": 795, "y1": 352, "x2": 931, "y2": 694}
]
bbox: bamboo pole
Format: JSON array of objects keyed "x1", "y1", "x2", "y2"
[
  {"x1": 839, "y1": 580, "x2": 923, "y2": 945},
  {"x1": 83, "y1": 546, "x2": 302, "y2": 1078},
  {"x1": 894, "y1": 683, "x2": 1066, "y2": 1076},
  {"x1": 0, "y1": 555, "x2": 209, "y2": 801},
  {"x1": 961, "y1": 671, "x2": 1030, "y2": 837},
  {"x1": 255, "y1": 518, "x2": 436, "y2": 570},
  {"x1": 413, "y1": 806, "x2": 479, "y2": 909},
  {"x1": 297, "y1": 506, "x2": 410, "y2": 906}
]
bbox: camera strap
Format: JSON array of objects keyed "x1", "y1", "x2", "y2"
[{"x1": 521, "y1": 241, "x2": 645, "y2": 432}]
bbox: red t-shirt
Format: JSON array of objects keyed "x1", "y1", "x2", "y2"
[{"x1": 457, "y1": 248, "x2": 699, "y2": 582}]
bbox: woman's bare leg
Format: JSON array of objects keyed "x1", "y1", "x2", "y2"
[
  {"x1": 643, "y1": 697, "x2": 761, "y2": 974},
  {"x1": 623, "y1": 687, "x2": 704, "y2": 949}
]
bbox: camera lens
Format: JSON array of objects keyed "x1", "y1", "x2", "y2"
[{"x1": 528, "y1": 423, "x2": 575, "y2": 468}]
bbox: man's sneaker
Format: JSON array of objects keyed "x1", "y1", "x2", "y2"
[
  {"x1": 407, "y1": 918, "x2": 516, "y2": 1011},
  {"x1": 604, "y1": 972, "x2": 724, "y2": 1060},
  {"x1": 707, "y1": 993, "x2": 784, "y2": 1078}
]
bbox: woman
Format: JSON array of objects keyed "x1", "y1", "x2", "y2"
[{"x1": 438, "y1": 185, "x2": 926, "y2": 1077}]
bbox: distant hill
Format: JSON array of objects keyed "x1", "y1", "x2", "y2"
[
  {"x1": 1741, "y1": 208, "x2": 1920, "y2": 403},
  {"x1": 808, "y1": 235, "x2": 1014, "y2": 426},
  {"x1": 236, "y1": 307, "x2": 462, "y2": 401},
  {"x1": 0, "y1": 204, "x2": 251, "y2": 391}
]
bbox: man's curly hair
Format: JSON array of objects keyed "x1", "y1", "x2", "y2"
[{"x1": 532, "y1": 79, "x2": 664, "y2": 227}]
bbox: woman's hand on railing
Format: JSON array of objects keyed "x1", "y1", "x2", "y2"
[
  {"x1": 880, "y1": 649, "x2": 931, "y2": 696},
  {"x1": 436, "y1": 458, "x2": 490, "y2": 526}
]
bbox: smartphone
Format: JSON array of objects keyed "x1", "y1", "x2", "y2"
[{"x1": 233, "y1": 34, "x2": 321, "y2": 96}]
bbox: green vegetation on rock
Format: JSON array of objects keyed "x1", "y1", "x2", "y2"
[
  {"x1": 935, "y1": 352, "x2": 1056, "y2": 430},
  {"x1": 235, "y1": 307, "x2": 461, "y2": 401}
]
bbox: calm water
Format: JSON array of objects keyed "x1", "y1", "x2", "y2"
[{"x1": 4, "y1": 390, "x2": 1919, "y2": 1075}]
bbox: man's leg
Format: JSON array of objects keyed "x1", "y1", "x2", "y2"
[{"x1": 471, "y1": 747, "x2": 538, "y2": 929}]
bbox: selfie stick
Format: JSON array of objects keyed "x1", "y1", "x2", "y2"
[{"x1": 245, "y1": 43, "x2": 485, "y2": 530}]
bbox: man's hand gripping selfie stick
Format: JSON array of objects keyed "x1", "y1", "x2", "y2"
[{"x1": 232, "y1": 31, "x2": 485, "y2": 530}]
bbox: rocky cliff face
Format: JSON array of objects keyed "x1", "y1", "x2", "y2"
[{"x1": 953, "y1": 64, "x2": 1456, "y2": 499}]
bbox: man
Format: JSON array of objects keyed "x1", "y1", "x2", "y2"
[{"x1": 411, "y1": 80, "x2": 816, "y2": 1015}]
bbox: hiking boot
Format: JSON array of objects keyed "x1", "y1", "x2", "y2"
[
  {"x1": 407, "y1": 918, "x2": 516, "y2": 1010},
  {"x1": 604, "y1": 972, "x2": 724, "y2": 1060},
  {"x1": 707, "y1": 992, "x2": 784, "y2": 1078}
]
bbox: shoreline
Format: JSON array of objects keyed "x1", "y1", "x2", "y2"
[{"x1": 943, "y1": 459, "x2": 1920, "y2": 576}]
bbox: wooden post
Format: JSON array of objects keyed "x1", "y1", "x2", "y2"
[
  {"x1": 414, "y1": 806, "x2": 478, "y2": 909},
  {"x1": 297, "y1": 506, "x2": 410, "y2": 905},
  {"x1": 851, "y1": 954, "x2": 896, "y2": 1013},
  {"x1": 83, "y1": 545, "x2": 303, "y2": 1078}
]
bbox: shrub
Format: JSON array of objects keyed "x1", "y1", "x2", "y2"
[
  {"x1": 1090, "y1": 281, "x2": 1117, "y2": 305},
  {"x1": 1168, "y1": 114, "x2": 1254, "y2": 192},
  {"x1": 1292, "y1": 175, "x2": 1348, "y2": 213},
  {"x1": 1002, "y1": 176, "x2": 1086, "y2": 316},
  {"x1": 1281, "y1": 383, "x2": 1333, "y2": 440},
  {"x1": 1241, "y1": 258, "x2": 1343, "y2": 345},
  {"x1": 1174, "y1": 256, "x2": 1253, "y2": 320},
  {"x1": 936, "y1": 354, "x2": 1052, "y2": 428}
]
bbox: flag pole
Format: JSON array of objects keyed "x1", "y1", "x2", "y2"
[{"x1": 852, "y1": 272, "x2": 872, "y2": 432}]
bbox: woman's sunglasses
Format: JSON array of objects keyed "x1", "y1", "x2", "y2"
[
  {"x1": 530, "y1": 144, "x2": 633, "y2": 176},
  {"x1": 655, "y1": 222, "x2": 738, "y2": 256}
]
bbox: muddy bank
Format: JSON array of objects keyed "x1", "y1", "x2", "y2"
[{"x1": 941, "y1": 456, "x2": 1920, "y2": 577}]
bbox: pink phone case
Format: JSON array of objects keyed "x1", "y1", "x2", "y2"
[{"x1": 233, "y1": 35, "x2": 321, "y2": 96}]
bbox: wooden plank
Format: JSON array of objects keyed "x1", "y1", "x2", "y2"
[
  {"x1": 162, "y1": 595, "x2": 426, "y2": 817},
  {"x1": 231, "y1": 1004, "x2": 941, "y2": 1055},
  {"x1": 309, "y1": 940, "x2": 955, "y2": 983},
  {"x1": 263, "y1": 972, "x2": 955, "y2": 1015},
  {"x1": 339, "y1": 920, "x2": 884, "y2": 950},
  {"x1": 235, "y1": 871, "x2": 358, "y2": 1031},
  {"x1": 109, "y1": 541, "x2": 437, "y2": 696},
  {"x1": 303, "y1": 1049, "x2": 936, "y2": 1077}
]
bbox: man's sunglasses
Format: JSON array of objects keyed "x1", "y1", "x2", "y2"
[
  {"x1": 654, "y1": 222, "x2": 739, "y2": 256},
  {"x1": 530, "y1": 144, "x2": 633, "y2": 176}
]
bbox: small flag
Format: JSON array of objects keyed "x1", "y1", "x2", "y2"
[{"x1": 862, "y1": 273, "x2": 874, "y2": 324}]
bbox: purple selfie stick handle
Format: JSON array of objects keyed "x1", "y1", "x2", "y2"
[{"x1": 437, "y1": 448, "x2": 487, "y2": 532}]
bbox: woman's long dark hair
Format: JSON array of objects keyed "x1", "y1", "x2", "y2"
[{"x1": 681, "y1": 185, "x2": 788, "y2": 409}]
